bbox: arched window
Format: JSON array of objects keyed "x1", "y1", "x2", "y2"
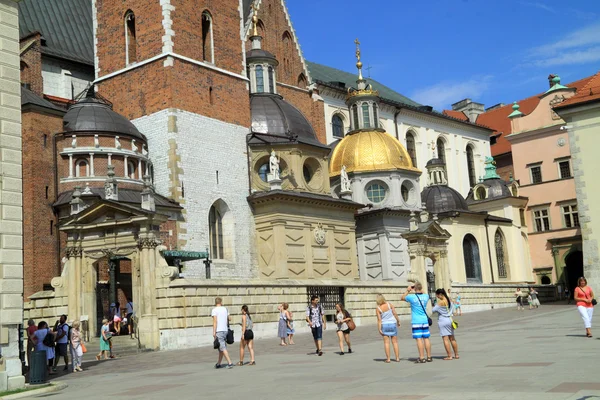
[
  {"x1": 128, "y1": 161, "x2": 137, "y2": 179},
  {"x1": 332, "y1": 114, "x2": 344, "y2": 139},
  {"x1": 124, "y1": 10, "x2": 137, "y2": 66},
  {"x1": 373, "y1": 103, "x2": 379, "y2": 124},
  {"x1": 201, "y1": 11, "x2": 214, "y2": 63},
  {"x1": 297, "y1": 73, "x2": 307, "y2": 88},
  {"x1": 406, "y1": 132, "x2": 417, "y2": 167},
  {"x1": 208, "y1": 200, "x2": 233, "y2": 261},
  {"x1": 462, "y1": 234, "x2": 482, "y2": 283},
  {"x1": 255, "y1": 65, "x2": 264, "y2": 93},
  {"x1": 268, "y1": 66, "x2": 275, "y2": 93},
  {"x1": 494, "y1": 229, "x2": 508, "y2": 278},
  {"x1": 282, "y1": 31, "x2": 292, "y2": 76},
  {"x1": 352, "y1": 104, "x2": 359, "y2": 130},
  {"x1": 475, "y1": 186, "x2": 486, "y2": 200},
  {"x1": 209, "y1": 205, "x2": 224, "y2": 259},
  {"x1": 466, "y1": 145, "x2": 476, "y2": 187},
  {"x1": 362, "y1": 103, "x2": 371, "y2": 128},
  {"x1": 436, "y1": 138, "x2": 445, "y2": 164},
  {"x1": 20, "y1": 61, "x2": 31, "y2": 89},
  {"x1": 75, "y1": 159, "x2": 89, "y2": 178}
]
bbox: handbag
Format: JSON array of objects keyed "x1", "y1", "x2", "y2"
[
  {"x1": 347, "y1": 320, "x2": 356, "y2": 331},
  {"x1": 81, "y1": 342, "x2": 87, "y2": 353},
  {"x1": 213, "y1": 337, "x2": 220, "y2": 349},
  {"x1": 451, "y1": 319, "x2": 459, "y2": 329},
  {"x1": 415, "y1": 293, "x2": 433, "y2": 326},
  {"x1": 578, "y1": 287, "x2": 598, "y2": 306}
]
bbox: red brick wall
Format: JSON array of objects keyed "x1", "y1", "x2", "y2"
[
  {"x1": 22, "y1": 110, "x2": 63, "y2": 298},
  {"x1": 495, "y1": 152, "x2": 514, "y2": 183},
  {"x1": 96, "y1": 0, "x2": 164, "y2": 75},
  {"x1": 20, "y1": 34, "x2": 43, "y2": 96}
]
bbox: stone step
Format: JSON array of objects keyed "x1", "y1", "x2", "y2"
[{"x1": 81, "y1": 335, "x2": 145, "y2": 362}]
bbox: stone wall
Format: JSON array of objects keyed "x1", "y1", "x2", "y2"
[
  {"x1": 453, "y1": 284, "x2": 557, "y2": 312},
  {"x1": 0, "y1": 0, "x2": 25, "y2": 391}
]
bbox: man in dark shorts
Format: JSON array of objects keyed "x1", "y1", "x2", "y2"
[
  {"x1": 306, "y1": 295, "x2": 326, "y2": 356},
  {"x1": 53, "y1": 314, "x2": 70, "y2": 372}
]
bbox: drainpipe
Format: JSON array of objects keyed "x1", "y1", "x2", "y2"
[
  {"x1": 393, "y1": 108, "x2": 401, "y2": 140},
  {"x1": 484, "y1": 217, "x2": 495, "y2": 284},
  {"x1": 53, "y1": 133, "x2": 61, "y2": 275},
  {"x1": 246, "y1": 134, "x2": 253, "y2": 195}
]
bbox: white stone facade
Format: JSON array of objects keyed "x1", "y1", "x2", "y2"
[
  {"x1": 41, "y1": 57, "x2": 93, "y2": 100},
  {"x1": 0, "y1": 0, "x2": 25, "y2": 391},
  {"x1": 322, "y1": 93, "x2": 492, "y2": 197},
  {"x1": 133, "y1": 109, "x2": 256, "y2": 279}
]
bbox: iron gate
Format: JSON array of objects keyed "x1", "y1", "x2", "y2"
[
  {"x1": 96, "y1": 282, "x2": 110, "y2": 337},
  {"x1": 306, "y1": 286, "x2": 344, "y2": 313}
]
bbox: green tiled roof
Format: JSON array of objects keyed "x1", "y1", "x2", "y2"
[
  {"x1": 306, "y1": 61, "x2": 421, "y2": 107},
  {"x1": 19, "y1": 0, "x2": 94, "y2": 65}
]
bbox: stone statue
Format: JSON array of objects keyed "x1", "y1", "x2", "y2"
[
  {"x1": 269, "y1": 150, "x2": 280, "y2": 180},
  {"x1": 115, "y1": 136, "x2": 121, "y2": 149},
  {"x1": 71, "y1": 135, "x2": 77, "y2": 148},
  {"x1": 340, "y1": 165, "x2": 351, "y2": 192},
  {"x1": 132, "y1": 139, "x2": 138, "y2": 153}
]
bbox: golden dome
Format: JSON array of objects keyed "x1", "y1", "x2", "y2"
[{"x1": 330, "y1": 130, "x2": 419, "y2": 177}]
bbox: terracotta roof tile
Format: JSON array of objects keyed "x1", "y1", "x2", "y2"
[
  {"x1": 442, "y1": 110, "x2": 469, "y2": 121},
  {"x1": 555, "y1": 71, "x2": 600, "y2": 109},
  {"x1": 476, "y1": 75, "x2": 595, "y2": 156}
]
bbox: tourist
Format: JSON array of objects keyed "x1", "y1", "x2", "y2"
[
  {"x1": 96, "y1": 319, "x2": 111, "y2": 360},
  {"x1": 375, "y1": 294, "x2": 400, "y2": 363},
  {"x1": 401, "y1": 283, "x2": 432, "y2": 363},
  {"x1": 238, "y1": 305, "x2": 255, "y2": 366},
  {"x1": 287, "y1": 309, "x2": 295, "y2": 345},
  {"x1": 33, "y1": 321, "x2": 56, "y2": 375},
  {"x1": 530, "y1": 287, "x2": 540, "y2": 308},
  {"x1": 574, "y1": 277, "x2": 595, "y2": 338},
  {"x1": 432, "y1": 289, "x2": 459, "y2": 360},
  {"x1": 515, "y1": 288, "x2": 524, "y2": 311},
  {"x1": 212, "y1": 297, "x2": 233, "y2": 369},
  {"x1": 125, "y1": 297, "x2": 134, "y2": 338},
  {"x1": 306, "y1": 295, "x2": 326, "y2": 356},
  {"x1": 277, "y1": 303, "x2": 290, "y2": 346},
  {"x1": 335, "y1": 303, "x2": 352, "y2": 355},
  {"x1": 453, "y1": 291, "x2": 462, "y2": 316},
  {"x1": 111, "y1": 302, "x2": 122, "y2": 335},
  {"x1": 26, "y1": 319, "x2": 37, "y2": 369},
  {"x1": 70, "y1": 321, "x2": 84, "y2": 372},
  {"x1": 53, "y1": 314, "x2": 69, "y2": 372}
]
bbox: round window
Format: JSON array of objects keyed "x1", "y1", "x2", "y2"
[
  {"x1": 303, "y1": 164, "x2": 313, "y2": 183},
  {"x1": 366, "y1": 183, "x2": 387, "y2": 203},
  {"x1": 258, "y1": 163, "x2": 269, "y2": 182},
  {"x1": 401, "y1": 185, "x2": 409, "y2": 202}
]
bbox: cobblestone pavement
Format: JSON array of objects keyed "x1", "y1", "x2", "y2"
[{"x1": 30, "y1": 304, "x2": 600, "y2": 400}]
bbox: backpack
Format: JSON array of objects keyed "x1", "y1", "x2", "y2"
[
  {"x1": 43, "y1": 330, "x2": 55, "y2": 347},
  {"x1": 308, "y1": 305, "x2": 322, "y2": 320}
]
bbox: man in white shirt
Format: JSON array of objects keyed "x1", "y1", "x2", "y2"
[{"x1": 211, "y1": 297, "x2": 233, "y2": 369}]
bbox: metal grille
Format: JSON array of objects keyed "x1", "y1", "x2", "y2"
[
  {"x1": 495, "y1": 230, "x2": 508, "y2": 278},
  {"x1": 307, "y1": 286, "x2": 344, "y2": 313},
  {"x1": 559, "y1": 161, "x2": 571, "y2": 179}
]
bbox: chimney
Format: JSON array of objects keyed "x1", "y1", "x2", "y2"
[
  {"x1": 451, "y1": 98, "x2": 485, "y2": 123},
  {"x1": 485, "y1": 103, "x2": 505, "y2": 112}
]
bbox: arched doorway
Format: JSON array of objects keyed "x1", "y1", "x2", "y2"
[
  {"x1": 463, "y1": 234, "x2": 482, "y2": 283},
  {"x1": 541, "y1": 275, "x2": 551, "y2": 285},
  {"x1": 565, "y1": 250, "x2": 583, "y2": 296}
]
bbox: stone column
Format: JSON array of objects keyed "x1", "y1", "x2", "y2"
[
  {"x1": 69, "y1": 154, "x2": 74, "y2": 178},
  {"x1": 434, "y1": 250, "x2": 452, "y2": 291},
  {"x1": 137, "y1": 236, "x2": 160, "y2": 350},
  {"x1": 0, "y1": 1, "x2": 25, "y2": 390},
  {"x1": 124, "y1": 156, "x2": 129, "y2": 177},
  {"x1": 65, "y1": 247, "x2": 83, "y2": 321},
  {"x1": 138, "y1": 158, "x2": 143, "y2": 180},
  {"x1": 89, "y1": 153, "x2": 95, "y2": 176},
  {"x1": 408, "y1": 247, "x2": 427, "y2": 290}
]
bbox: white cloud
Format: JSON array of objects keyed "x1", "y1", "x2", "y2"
[
  {"x1": 529, "y1": 23, "x2": 600, "y2": 58},
  {"x1": 521, "y1": 2, "x2": 556, "y2": 14},
  {"x1": 411, "y1": 76, "x2": 493, "y2": 110},
  {"x1": 535, "y1": 46, "x2": 600, "y2": 67}
]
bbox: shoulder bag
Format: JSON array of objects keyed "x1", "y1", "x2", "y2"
[
  {"x1": 415, "y1": 294, "x2": 433, "y2": 326},
  {"x1": 579, "y1": 287, "x2": 598, "y2": 306},
  {"x1": 225, "y1": 308, "x2": 235, "y2": 344},
  {"x1": 346, "y1": 311, "x2": 356, "y2": 331}
]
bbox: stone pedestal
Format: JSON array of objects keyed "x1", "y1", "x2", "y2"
[
  {"x1": 340, "y1": 190, "x2": 353, "y2": 200},
  {"x1": 268, "y1": 176, "x2": 282, "y2": 190}
]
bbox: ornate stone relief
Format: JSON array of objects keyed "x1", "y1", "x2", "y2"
[{"x1": 313, "y1": 223, "x2": 326, "y2": 245}]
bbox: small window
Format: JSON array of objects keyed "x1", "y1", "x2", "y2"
[
  {"x1": 436, "y1": 138, "x2": 445, "y2": 163},
  {"x1": 50, "y1": 220, "x2": 54, "y2": 235},
  {"x1": 366, "y1": 183, "x2": 387, "y2": 203},
  {"x1": 303, "y1": 164, "x2": 313, "y2": 183},
  {"x1": 124, "y1": 11, "x2": 137, "y2": 65},
  {"x1": 209, "y1": 205, "x2": 224, "y2": 259},
  {"x1": 476, "y1": 186, "x2": 486, "y2": 200},
  {"x1": 45, "y1": 186, "x2": 49, "y2": 199},
  {"x1": 201, "y1": 11, "x2": 214, "y2": 63},
  {"x1": 519, "y1": 209, "x2": 526, "y2": 227},
  {"x1": 559, "y1": 160, "x2": 571, "y2": 179},
  {"x1": 352, "y1": 104, "x2": 359, "y2": 130},
  {"x1": 373, "y1": 103, "x2": 379, "y2": 124},
  {"x1": 530, "y1": 165, "x2": 542, "y2": 184},
  {"x1": 362, "y1": 103, "x2": 371, "y2": 128},
  {"x1": 533, "y1": 208, "x2": 550, "y2": 232},
  {"x1": 256, "y1": 65, "x2": 264, "y2": 93},
  {"x1": 268, "y1": 66, "x2": 275, "y2": 93},
  {"x1": 75, "y1": 159, "x2": 89, "y2": 178},
  {"x1": 209, "y1": 87, "x2": 213, "y2": 105},
  {"x1": 332, "y1": 114, "x2": 344, "y2": 139},
  {"x1": 562, "y1": 204, "x2": 580, "y2": 228}
]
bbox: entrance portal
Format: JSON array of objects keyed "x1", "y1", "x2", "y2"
[
  {"x1": 565, "y1": 250, "x2": 583, "y2": 297},
  {"x1": 95, "y1": 256, "x2": 133, "y2": 336}
]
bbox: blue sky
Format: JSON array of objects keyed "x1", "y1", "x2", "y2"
[{"x1": 286, "y1": 0, "x2": 600, "y2": 111}]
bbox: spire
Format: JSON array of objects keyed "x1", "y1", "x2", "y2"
[
  {"x1": 70, "y1": 186, "x2": 85, "y2": 215},
  {"x1": 482, "y1": 156, "x2": 501, "y2": 180},
  {"x1": 425, "y1": 156, "x2": 448, "y2": 186},
  {"x1": 508, "y1": 101, "x2": 523, "y2": 118},
  {"x1": 354, "y1": 38, "x2": 364, "y2": 82},
  {"x1": 251, "y1": 2, "x2": 258, "y2": 37}
]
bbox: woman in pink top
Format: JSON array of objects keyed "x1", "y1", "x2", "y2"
[{"x1": 573, "y1": 277, "x2": 595, "y2": 338}]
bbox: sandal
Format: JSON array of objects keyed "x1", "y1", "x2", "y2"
[
  {"x1": 426, "y1": 357, "x2": 433, "y2": 362},
  {"x1": 384, "y1": 359, "x2": 391, "y2": 363},
  {"x1": 443, "y1": 357, "x2": 453, "y2": 360},
  {"x1": 236, "y1": 361, "x2": 244, "y2": 366},
  {"x1": 414, "y1": 358, "x2": 426, "y2": 364},
  {"x1": 249, "y1": 361, "x2": 256, "y2": 366}
]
